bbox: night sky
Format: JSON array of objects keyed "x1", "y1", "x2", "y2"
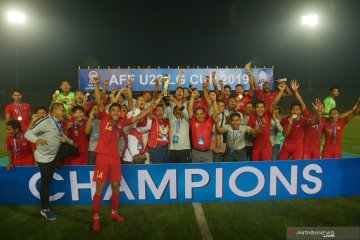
[{"x1": 0, "y1": 0, "x2": 359, "y2": 92}]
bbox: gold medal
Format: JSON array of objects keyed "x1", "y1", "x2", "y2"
[
  {"x1": 17, "y1": 116, "x2": 23, "y2": 121},
  {"x1": 74, "y1": 130, "x2": 78, "y2": 136},
  {"x1": 291, "y1": 114, "x2": 298, "y2": 119},
  {"x1": 61, "y1": 137, "x2": 66, "y2": 143}
]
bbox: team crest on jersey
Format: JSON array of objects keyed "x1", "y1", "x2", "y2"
[{"x1": 195, "y1": 122, "x2": 200, "y2": 128}]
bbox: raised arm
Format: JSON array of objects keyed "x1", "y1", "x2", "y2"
[
  {"x1": 177, "y1": 70, "x2": 184, "y2": 87},
  {"x1": 290, "y1": 79, "x2": 306, "y2": 111},
  {"x1": 93, "y1": 77, "x2": 104, "y2": 113},
  {"x1": 345, "y1": 98, "x2": 360, "y2": 122},
  {"x1": 282, "y1": 82, "x2": 292, "y2": 97},
  {"x1": 212, "y1": 71, "x2": 219, "y2": 94},
  {"x1": 127, "y1": 76, "x2": 134, "y2": 111},
  {"x1": 270, "y1": 84, "x2": 286, "y2": 113},
  {"x1": 153, "y1": 78, "x2": 160, "y2": 100},
  {"x1": 85, "y1": 109, "x2": 95, "y2": 135},
  {"x1": 246, "y1": 62, "x2": 259, "y2": 91},
  {"x1": 188, "y1": 90, "x2": 196, "y2": 119},
  {"x1": 203, "y1": 77, "x2": 212, "y2": 108},
  {"x1": 101, "y1": 79, "x2": 109, "y2": 101},
  {"x1": 131, "y1": 97, "x2": 160, "y2": 123}
]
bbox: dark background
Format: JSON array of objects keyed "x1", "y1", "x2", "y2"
[{"x1": 0, "y1": 0, "x2": 359, "y2": 92}]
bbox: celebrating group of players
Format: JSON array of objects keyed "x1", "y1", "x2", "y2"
[{"x1": 3, "y1": 62, "x2": 360, "y2": 230}]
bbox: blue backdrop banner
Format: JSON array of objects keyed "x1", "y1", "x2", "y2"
[
  {"x1": 0, "y1": 158, "x2": 359, "y2": 205},
  {"x1": 78, "y1": 68, "x2": 273, "y2": 92}
]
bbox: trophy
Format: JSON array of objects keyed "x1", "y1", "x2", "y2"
[{"x1": 160, "y1": 74, "x2": 171, "y2": 100}]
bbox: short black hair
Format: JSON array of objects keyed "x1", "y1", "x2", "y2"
[
  {"x1": 253, "y1": 100, "x2": 265, "y2": 108},
  {"x1": 195, "y1": 107, "x2": 206, "y2": 114},
  {"x1": 50, "y1": 103, "x2": 65, "y2": 112},
  {"x1": 60, "y1": 80, "x2": 70, "y2": 85},
  {"x1": 109, "y1": 102, "x2": 122, "y2": 111},
  {"x1": 274, "y1": 106, "x2": 281, "y2": 113},
  {"x1": 329, "y1": 108, "x2": 340, "y2": 114},
  {"x1": 72, "y1": 105, "x2": 85, "y2": 114},
  {"x1": 235, "y1": 84, "x2": 244, "y2": 88},
  {"x1": 6, "y1": 120, "x2": 21, "y2": 131},
  {"x1": 230, "y1": 112, "x2": 242, "y2": 120},
  {"x1": 217, "y1": 100, "x2": 226, "y2": 105},
  {"x1": 290, "y1": 103, "x2": 302, "y2": 111},
  {"x1": 175, "y1": 87, "x2": 183, "y2": 91},
  {"x1": 35, "y1": 106, "x2": 48, "y2": 114},
  {"x1": 330, "y1": 86, "x2": 339, "y2": 92},
  {"x1": 12, "y1": 89, "x2": 22, "y2": 95},
  {"x1": 224, "y1": 85, "x2": 232, "y2": 90}
]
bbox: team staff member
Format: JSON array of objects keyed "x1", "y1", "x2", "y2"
[
  {"x1": 5, "y1": 89, "x2": 31, "y2": 132},
  {"x1": 188, "y1": 91, "x2": 218, "y2": 163},
  {"x1": 322, "y1": 98, "x2": 360, "y2": 159},
  {"x1": 6, "y1": 120, "x2": 35, "y2": 170},
  {"x1": 91, "y1": 77, "x2": 157, "y2": 232},
  {"x1": 25, "y1": 103, "x2": 78, "y2": 220}
]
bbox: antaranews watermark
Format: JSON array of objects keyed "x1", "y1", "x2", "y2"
[{"x1": 287, "y1": 227, "x2": 359, "y2": 240}]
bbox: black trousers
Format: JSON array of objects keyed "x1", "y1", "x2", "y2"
[
  {"x1": 169, "y1": 149, "x2": 191, "y2": 163},
  {"x1": 37, "y1": 144, "x2": 78, "y2": 209}
]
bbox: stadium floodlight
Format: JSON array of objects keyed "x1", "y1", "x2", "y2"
[
  {"x1": 7, "y1": 11, "x2": 27, "y2": 24},
  {"x1": 301, "y1": 14, "x2": 318, "y2": 27}
]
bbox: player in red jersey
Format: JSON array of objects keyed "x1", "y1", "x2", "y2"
[
  {"x1": 91, "y1": 76, "x2": 156, "y2": 232},
  {"x1": 247, "y1": 62, "x2": 291, "y2": 111},
  {"x1": 6, "y1": 120, "x2": 35, "y2": 170},
  {"x1": 247, "y1": 83, "x2": 285, "y2": 161},
  {"x1": 322, "y1": 98, "x2": 360, "y2": 159},
  {"x1": 278, "y1": 80, "x2": 322, "y2": 160},
  {"x1": 64, "y1": 106, "x2": 89, "y2": 165},
  {"x1": 5, "y1": 89, "x2": 31, "y2": 132}
]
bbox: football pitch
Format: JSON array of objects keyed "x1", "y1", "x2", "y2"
[{"x1": 0, "y1": 117, "x2": 359, "y2": 240}]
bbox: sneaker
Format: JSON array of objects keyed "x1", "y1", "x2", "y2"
[
  {"x1": 111, "y1": 212, "x2": 124, "y2": 222},
  {"x1": 40, "y1": 209, "x2": 57, "y2": 220},
  {"x1": 92, "y1": 216, "x2": 101, "y2": 232}
]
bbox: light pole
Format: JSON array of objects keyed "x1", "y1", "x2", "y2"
[
  {"x1": 301, "y1": 14, "x2": 318, "y2": 89},
  {"x1": 6, "y1": 11, "x2": 27, "y2": 88}
]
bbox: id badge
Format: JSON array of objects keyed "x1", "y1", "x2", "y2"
[
  {"x1": 161, "y1": 134, "x2": 167, "y2": 142},
  {"x1": 198, "y1": 137, "x2": 204, "y2": 146},
  {"x1": 137, "y1": 142, "x2": 143, "y2": 150},
  {"x1": 173, "y1": 134, "x2": 179, "y2": 144}
]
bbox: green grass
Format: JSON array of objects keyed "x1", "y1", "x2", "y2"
[{"x1": 0, "y1": 117, "x2": 359, "y2": 239}]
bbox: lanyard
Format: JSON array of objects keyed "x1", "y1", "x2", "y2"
[
  {"x1": 14, "y1": 102, "x2": 22, "y2": 118},
  {"x1": 73, "y1": 120, "x2": 83, "y2": 129},
  {"x1": 50, "y1": 115, "x2": 63, "y2": 138},
  {"x1": 256, "y1": 117, "x2": 261, "y2": 128},
  {"x1": 220, "y1": 113, "x2": 225, "y2": 127},
  {"x1": 112, "y1": 119, "x2": 120, "y2": 138},
  {"x1": 329, "y1": 122, "x2": 337, "y2": 143},
  {"x1": 175, "y1": 118, "x2": 181, "y2": 134},
  {"x1": 13, "y1": 133, "x2": 23, "y2": 153}
]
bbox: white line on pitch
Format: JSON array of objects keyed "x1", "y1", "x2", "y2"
[{"x1": 192, "y1": 203, "x2": 214, "y2": 240}]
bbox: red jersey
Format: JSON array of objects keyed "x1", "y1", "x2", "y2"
[
  {"x1": 192, "y1": 97, "x2": 208, "y2": 112},
  {"x1": 95, "y1": 111, "x2": 133, "y2": 157},
  {"x1": 5, "y1": 102, "x2": 31, "y2": 131},
  {"x1": 303, "y1": 117, "x2": 325, "y2": 148},
  {"x1": 190, "y1": 116, "x2": 214, "y2": 150},
  {"x1": 281, "y1": 116, "x2": 308, "y2": 145},
  {"x1": 236, "y1": 95, "x2": 252, "y2": 114},
  {"x1": 147, "y1": 117, "x2": 170, "y2": 148},
  {"x1": 323, "y1": 117, "x2": 349, "y2": 151},
  {"x1": 248, "y1": 110, "x2": 272, "y2": 148},
  {"x1": 6, "y1": 134, "x2": 35, "y2": 165},
  {"x1": 64, "y1": 119, "x2": 90, "y2": 165},
  {"x1": 256, "y1": 89, "x2": 278, "y2": 110}
]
